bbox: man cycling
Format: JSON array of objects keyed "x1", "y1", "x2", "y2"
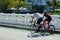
[{"x1": 32, "y1": 11, "x2": 43, "y2": 33}]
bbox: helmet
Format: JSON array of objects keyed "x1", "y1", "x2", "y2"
[
  {"x1": 44, "y1": 10, "x2": 48, "y2": 15},
  {"x1": 34, "y1": 13, "x2": 42, "y2": 17},
  {"x1": 34, "y1": 13, "x2": 38, "y2": 16}
]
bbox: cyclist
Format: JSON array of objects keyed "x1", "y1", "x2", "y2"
[
  {"x1": 32, "y1": 11, "x2": 43, "y2": 33},
  {"x1": 43, "y1": 11, "x2": 52, "y2": 30}
]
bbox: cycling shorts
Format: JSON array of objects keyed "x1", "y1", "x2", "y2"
[{"x1": 37, "y1": 18, "x2": 42, "y2": 24}]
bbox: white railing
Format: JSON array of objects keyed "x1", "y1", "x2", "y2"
[
  {"x1": 0, "y1": 13, "x2": 60, "y2": 29},
  {"x1": 0, "y1": 13, "x2": 33, "y2": 26}
]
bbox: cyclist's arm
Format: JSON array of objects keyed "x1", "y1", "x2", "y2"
[
  {"x1": 32, "y1": 16, "x2": 37, "y2": 24},
  {"x1": 42, "y1": 14, "x2": 45, "y2": 21}
]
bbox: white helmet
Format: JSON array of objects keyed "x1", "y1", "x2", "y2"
[{"x1": 34, "y1": 13, "x2": 42, "y2": 17}]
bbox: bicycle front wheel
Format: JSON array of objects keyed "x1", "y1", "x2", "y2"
[{"x1": 48, "y1": 25, "x2": 55, "y2": 34}]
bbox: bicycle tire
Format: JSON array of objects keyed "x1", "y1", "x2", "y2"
[
  {"x1": 38, "y1": 25, "x2": 46, "y2": 35},
  {"x1": 48, "y1": 25, "x2": 55, "y2": 34}
]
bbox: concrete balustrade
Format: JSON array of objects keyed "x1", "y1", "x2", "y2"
[{"x1": 0, "y1": 13, "x2": 60, "y2": 29}]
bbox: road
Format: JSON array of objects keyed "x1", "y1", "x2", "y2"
[{"x1": 0, "y1": 26, "x2": 60, "y2": 40}]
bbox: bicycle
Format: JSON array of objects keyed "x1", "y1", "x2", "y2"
[{"x1": 30, "y1": 20, "x2": 55, "y2": 35}]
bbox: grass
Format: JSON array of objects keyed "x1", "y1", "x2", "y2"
[{"x1": 49, "y1": 11, "x2": 60, "y2": 15}]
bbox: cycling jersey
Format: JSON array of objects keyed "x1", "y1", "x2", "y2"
[{"x1": 44, "y1": 13, "x2": 51, "y2": 18}]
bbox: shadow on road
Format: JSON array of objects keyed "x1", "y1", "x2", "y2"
[{"x1": 27, "y1": 33, "x2": 54, "y2": 38}]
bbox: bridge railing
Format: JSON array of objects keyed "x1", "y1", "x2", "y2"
[{"x1": 0, "y1": 13, "x2": 60, "y2": 29}]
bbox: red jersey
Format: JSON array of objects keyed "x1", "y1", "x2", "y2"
[{"x1": 44, "y1": 13, "x2": 51, "y2": 18}]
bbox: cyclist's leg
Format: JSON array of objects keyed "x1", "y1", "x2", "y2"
[
  {"x1": 46, "y1": 16, "x2": 52, "y2": 30},
  {"x1": 48, "y1": 16, "x2": 52, "y2": 26},
  {"x1": 35, "y1": 18, "x2": 42, "y2": 33}
]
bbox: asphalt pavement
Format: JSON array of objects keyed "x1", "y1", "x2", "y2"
[{"x1": 0, "y1": 27, "x2": 60, "y2": 40}]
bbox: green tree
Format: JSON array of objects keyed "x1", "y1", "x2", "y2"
[
  {"x1": 0, "y1": 0, "x2": 9, "y2": 12},
  {"x1": 20, "y1": 1, "x2": 26, "y2": 7},
  {"x1": 7, "y1": 0, "x2": 19, "y2": 8},
  {"x1": 0, "y1": 0, "x2": 26, "y2": 11},
  {"x1": 7, "y1": 0, "x2": 26, "y2": 9},
  {"x1": 0, "y1": 0, "x2": 3, "y2": 6},
  {"x1": 47, "y1": 1, "x2": 54, "y2": 6}
]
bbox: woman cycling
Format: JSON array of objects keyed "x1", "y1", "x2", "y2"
[{"x1": 43, "y1": 11, "x2": 52, "y2": 28}]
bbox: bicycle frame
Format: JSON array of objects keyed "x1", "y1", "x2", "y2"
[
  {"x1": 42, "y1": 20, "x2": 46, "y2": 27},
  {"x1": 42, "y1": 20, "x2": 50, "y2": 31}
]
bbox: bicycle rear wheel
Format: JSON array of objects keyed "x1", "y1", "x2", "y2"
[
  {"x1": 38, "y1": 25, "x2": 46, "y2": 35},
  {"x1": 48, "y1": 25, "x2": 55, "y2": 34}
]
